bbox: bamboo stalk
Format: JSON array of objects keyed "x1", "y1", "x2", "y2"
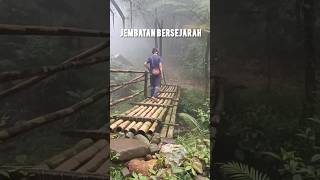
[
  {"x1": 0, "y1": 89, "x2": 106, "y2": 141},
  {"x1": 138, "y1": 121, "x2": 152, "y2": 134},
  {"x1": 130, "y1": 122, "x2": 143, "y2": 133},
  {"x1": 110, "y1": 69, "x2": 145, "y2": 73},
  {"x1": 167, "y1": 88, "x2": 180, "y2": 138},
  {"x1": 139, "y1": 106, "x2": 153, "y2": 117},
  {"x1": 145, "y1": 107, "x2": 158, "y2": 118},
  {"x1": 160, "y1": 107, "x2": 173, "y2": 138},
  {"x1": 0, "y1": 42, "x2": 107, "y2": 100},
  {"x1": 110, "y1": 90, "x2": 143, "y2": 107},
  {"x1": 41, "y1": 138, "x2": 94, "y2": 169},
  {"x1": 0, "y1": 57, "x2": 107, "y2": 82},
  {"x1": 116, "y1": 120, "x2": 131, "y2": 132},
  {"x1": 110, "y1": 74, "x2": 144, "y2": 92},
  {"x1": 110, "y1": 119, "x2": 123, "y2": 131},
  {"x1": 0, "y1": 24, "x2": 108, "y2": 37},
  {"x1": 124, "y1": 121, "x2": 136, "y2": 132}
]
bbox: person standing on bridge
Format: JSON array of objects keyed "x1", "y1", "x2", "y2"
[{"x1": 144, "y1": 48, "x2": 163, "y2": 101}]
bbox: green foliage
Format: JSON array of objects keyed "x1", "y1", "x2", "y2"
[
  {"x1": 0, "y1": 169, "x2": 36, "y2": 180},
  {"x1": 221, "y1": 162, "x2": 270, "y2": 180},
  {"x1": 110, "y1": 166, "x2": 124, "y2": 180}
]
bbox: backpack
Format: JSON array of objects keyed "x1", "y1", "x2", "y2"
[{"x1": 150, "y1": 56, "x2": 161, "y2": 76}]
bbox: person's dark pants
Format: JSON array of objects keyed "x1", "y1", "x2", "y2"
[{"x1": 150, "y1": 75, "x2": 161, "y2": 97}]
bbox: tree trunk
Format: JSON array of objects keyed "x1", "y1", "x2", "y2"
[{"x1": 302, "y1": 0, "x2": 317, "y2": 121}]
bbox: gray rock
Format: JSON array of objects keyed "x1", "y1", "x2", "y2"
[
  {"x1": 126, "y1": 132, "x2": 134, "y2": 138},
  {"x1": 110, "y1": 138, "x2": 150, "y2": 161},
  {"x1": 121, "y1": 167, "x2": 130, "y2": 177},
  {"x1": 149, "y1": 143, "x2": 160, "y2": 154},
  {"x1": 151, "y1": 133, "x2": 161, "y2": 144},
  {"x1": 134, "y1": 134, "x2": 150, "y2": 145}
]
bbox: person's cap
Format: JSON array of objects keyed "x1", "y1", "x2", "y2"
[{"x1": 152, "y1": 48, "x2": 159, "y2": 54}]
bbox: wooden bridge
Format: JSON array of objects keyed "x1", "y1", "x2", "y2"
[{"x1": 0, "y1": 24, "x2": 182, "y2": 180}]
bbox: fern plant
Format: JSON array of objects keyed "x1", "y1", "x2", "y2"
[{"x1": 221, "y1": 162, "x2": 270, "y2": 180}]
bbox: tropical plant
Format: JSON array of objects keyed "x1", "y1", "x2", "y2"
[{"x1": 221, "y1": 162, "x2": 270, "y2": 180}]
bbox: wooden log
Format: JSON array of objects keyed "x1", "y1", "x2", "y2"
[
  {"x1": 129, "y1": 122, "x2": 143, "y2": 133},
  {"x1": 0, "y1": 89, "x2": 106, "y2": 141},
  {"x1": 110, "y1": 119, "x2": 124, "y2": 131},
  {"x1": 41, "y1": 138, "x2": 94, "y2": 169},
  {"x1": 110, "y1": 90, "x2": 143, "y2": 107},
  {"x1": 110, "y1": 74, "x2": 144, "y2": 87},
  {"x1": 55, "y1": 139, "x2": 107, "y2": 171},
  {"x1": 0, "y1": 24, "x2": 109, "y2": 37},
  {"x1": 110, "y1": 69, "x2": 145, "y2": 73},
  {"x1": 0, "y1": 42, "x2": 107, "y2": 100},
  {"x1": 116, "y1": 120, "x2": 131, "y2": 132}
]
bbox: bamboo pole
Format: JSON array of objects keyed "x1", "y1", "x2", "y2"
[
  {"x1": 110, "y1": 120, "x2": 124, "y2": 131},
  {"x1": 116, "y1": 120, "x2": 131, "y2": 132},
  {"x1": 110, "y1": 90, "x2": 143, "y2": 107},
  {"x1": 110, "y1": 69, "x2": 145, "y2": 73},
  {"x1": 0, "y1": 89, "x2": 106, "y2": 142},
  {"x1": 124, "y1": 121, "x2": 136, "y2": 132},
  {"x1": 138, "y1": 121, "x2": 152, "y2": 134},
  {"x1": 110, "y1": 74, "x2": 144, "y2": 88},
  {"x1": 0, "y1": 24, "x2": 108, "y2": 37},
  {"x1": 167, "y1": 88, "x2": 180, "y2": 138},
  {"x1": 40, "y1": 138, "x2": 94, "y2": 169},
  {"x1": 160, "y1": 107, "x2": 173, "y2": 138},
  {"x1": 0, "y1": 57, "x2": 107, "y2": 82},
  {"x1": 0, "y1": 42, "x2": 107, "y2": 100},
  {"x1": 129, "y1": 121, "x2": 143, "y2": 133}
]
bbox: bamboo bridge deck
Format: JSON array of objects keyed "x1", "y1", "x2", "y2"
[{"x1": 110, "y1": 84, "x2": 180, "y2": 138}]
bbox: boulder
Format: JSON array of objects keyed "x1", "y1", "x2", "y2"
[
  {"x1": 133, "y1": 134, "x2": 150, "y2": 145},
  {"x1": 149, "y1": 143, "x2": 160, "y2": 154},
  {"x1": 110, "y1": 138, "x2": 149, "y2": 161},
  {"x1": 151, "y1": 133, "x2": 161, "y2": 144},
  {"x1": 159, "y1": 144, "x2": 187, "y2": 166}
]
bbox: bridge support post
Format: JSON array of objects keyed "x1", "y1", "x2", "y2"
[{"x1": 144, "y1": 71, "x2": 148, "y2": 98}]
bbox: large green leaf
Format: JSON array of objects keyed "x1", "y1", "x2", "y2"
[{"x1": 221, "y1": 162, "x2": 270, "y2": 180}]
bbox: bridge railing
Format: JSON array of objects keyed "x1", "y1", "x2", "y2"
[
  {"x1": 0, "y1": 24, "x2": 108, "y2": 142},
  {"x1": 110, "y1": 69, "x2": 148, "y2": 107}
]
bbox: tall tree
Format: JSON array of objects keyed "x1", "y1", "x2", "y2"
[{"x1": 302, "y1": 0, "x2": 317, "y2": 121}]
